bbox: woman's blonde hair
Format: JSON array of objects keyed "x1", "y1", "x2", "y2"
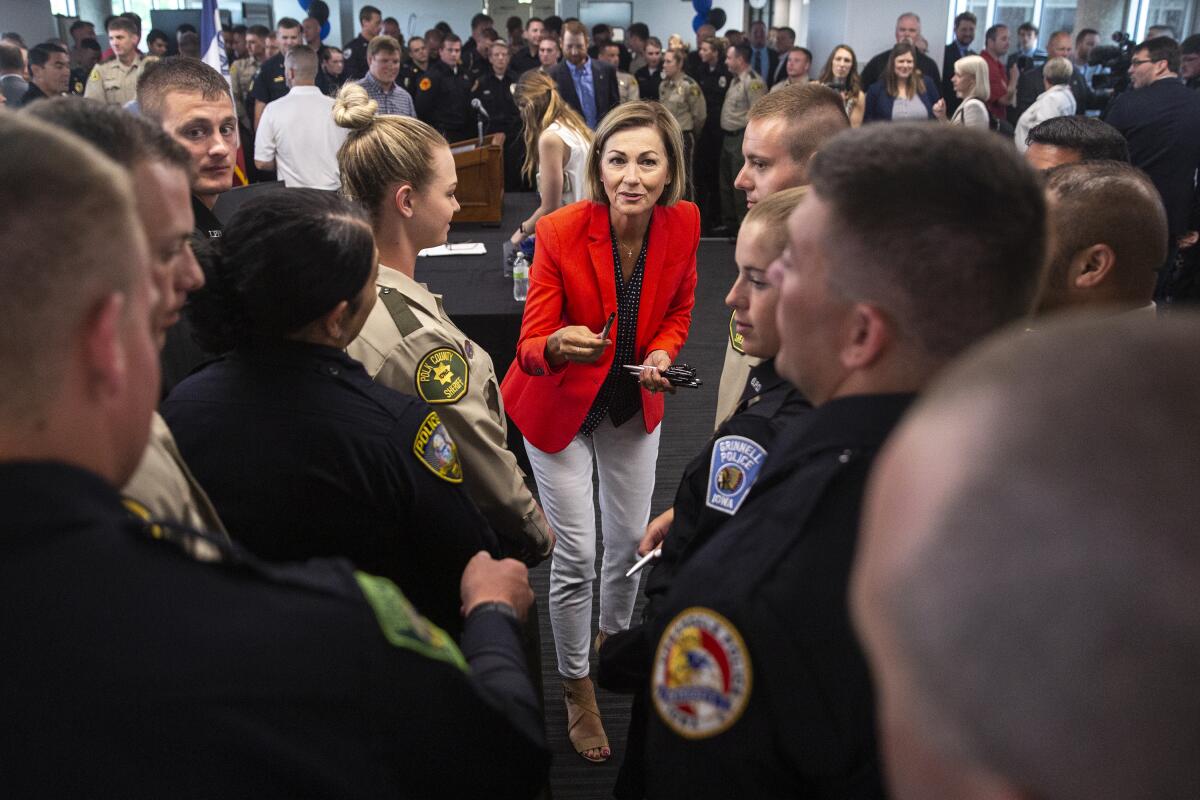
[
  {"x1": 586, "y1": 101, "x2": 687, "y2": 207},
  {"x1": 514, "y1": 70, "x2": 592, "y2": 186},
  {"x1": 333, "y1": 82, "x2": 448, "y2": 226},
  {"x1": 742, "y1": 186, "x2": 807, "y2": 257},
  {"x1": 954, "y1": 55, "x2": 991, "y2": 102}
]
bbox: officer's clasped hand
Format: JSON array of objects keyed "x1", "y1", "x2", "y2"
[{"x1": 460, "y1": 551, "x2": 534, "y2": 622}]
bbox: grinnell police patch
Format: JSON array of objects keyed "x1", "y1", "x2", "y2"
[
  {"x1": 413, "y1": 411, "x2": 464, "y2": 483},
  {"x1": 415, "y1": 347, "x2": 469, "y2": 403},
  {"x1": 653, "y1": 607, "x2": 752, "y2": 739},
  {"x1": 728, "y1": 310, "x2": 744, "y2": 354},
  {"x1": 705, "y1": 435, "x2": 766, "y2": 515}
]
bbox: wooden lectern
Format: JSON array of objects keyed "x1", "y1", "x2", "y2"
[{"x1": 449, "y1": 133, "x2": 505, "y2": 225}]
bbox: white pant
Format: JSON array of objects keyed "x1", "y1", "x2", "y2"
[{"x1": 525, "y1": 418, "x2": 661, "y2": 679}]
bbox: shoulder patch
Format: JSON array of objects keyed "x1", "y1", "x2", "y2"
[
  {"x1": 653, "y1": 607, "x2": 752, "y2": 739},
  {"x1": 355, "y1": 572, "x2": 467, "y2": 670},
  {"x1": 750, "y1": 80, "x2": 764, "y2": 92},
  {"x1": 343, "y1": 48, "x2": 352, "y2": 59},
  {"x1": 705, "y1": 435, "x2": 767, "y2": 515},
  {"x1": 89, "y1": 67, "x2": 100, "y2": 81},
  {"x1": 415, "y1": 346, "x2": 469, "y2": 404},
  {"x1": 728, "y1": 310, "x2": 744, "y2": 354},
  {"x1": 419, "y1": 76, "x2": 432, "y2": 91},
  {"x1": 718, "y1": 75, "x2": 727, "y2": 88},
  {"x1": 691, "y1": 84, "x2": 701, "y2": 97},
  {"x1": 413, "y1": 411, "x2": 464, "y2": 483},
  {"x1": 379, "y1": 286, "x2": 422, "y2": 337}
]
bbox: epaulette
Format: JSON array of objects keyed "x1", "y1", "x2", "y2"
[{"x1": 379, "y1": 286, "x2": 422, "y2": 337}]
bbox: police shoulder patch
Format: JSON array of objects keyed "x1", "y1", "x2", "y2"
[
  {"x1": 718, "y1": 75, "x2": 727, "y2": 88},
  {"x1": 343, "y1": 48, "x2": 352, "y2": 59},
  {"x1": 705, "y1": 435, "x2": 767, "y2": 515},
  {"x1": 355, "y1": 571, "x2": 468, "y2": 671},
  {"x1": 419, "y1": 76, "x2": 432, "y2": 91},
  {"x1": 653, "y1": 606, "x2": 752, "y2": 739},
  {"x1": 415, "y1": 346, "x2": 469, "y2": 403},
  {"x1": 89, "y1": 67, "x2": 100, "y2": 81},
  {"x1": 413, "y1": 411, "x2": 464, "y2": 483},
  {"x1": 750, "y1": 80, "x2": 764, "y2": 92},
  {"x1": 728, "y1": 309, "x2": 744, "y2": 354}
]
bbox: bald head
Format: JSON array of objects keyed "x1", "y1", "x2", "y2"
[
  {"x1": 854, "y1": 314, "x2": 1200, "y2": 800},
  {"x1": 1038, "y1": 160, "x2": 1166, "y2": 314}
]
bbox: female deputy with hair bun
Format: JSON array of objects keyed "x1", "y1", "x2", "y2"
[
  {"x1": 161, "y1": 188, "x2": 497, "y2": 637},
  {"x1": 335, "y1": 83, "x2": 555, "y2": 568},
  {"x1": 501, "y1": 101, "x2": 698, "y2": 764}
]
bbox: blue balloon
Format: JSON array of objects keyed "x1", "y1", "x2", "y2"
[
  {"x1": 693, "y1": 0, "x2": 713, "y2": 13},
  {"x1": 298, "y1": 0, "x2": 310, "y2": 10},
  {"x1": 693, "y1": 13, "x2": 708, "y2": 32},
  {"x1": 321, "y1": 20, "x2": 330, "y2": 39}
]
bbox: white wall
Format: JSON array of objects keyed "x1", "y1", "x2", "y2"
[
  {"x1": 2, "y1": 0, "x2": 56, "y2": 46},
  {"x1": 807, "y1": 0, "x2": 952, "y2": 75},
  {"x1": 558, "y1": 0, "x2": 743, "y2": 46}
]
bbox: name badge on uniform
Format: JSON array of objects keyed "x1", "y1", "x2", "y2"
[{"x1": 705, "y1": 435, "x2": 766, "y2": 515}]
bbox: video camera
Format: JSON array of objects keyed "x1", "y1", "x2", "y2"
[{"x1": 1089, "y1": 31, "x2": 1135, "y2": 96}]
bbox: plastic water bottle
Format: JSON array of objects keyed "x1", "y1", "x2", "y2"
[{"x1": 512, "y1": 251, "x2": 529, "y2": 302}]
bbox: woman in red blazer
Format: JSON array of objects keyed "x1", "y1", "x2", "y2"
[{"x1": 501, "y1": 102, "x2": 698, "y2": 763}]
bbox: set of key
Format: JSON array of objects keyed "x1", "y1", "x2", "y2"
[{"x1": 622, "y1": 363, "x2": 703, "y2": 389}]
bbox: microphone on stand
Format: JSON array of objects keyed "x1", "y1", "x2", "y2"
[{"x1": 471, "y1": 98, "x2": 489, "y2": 147}]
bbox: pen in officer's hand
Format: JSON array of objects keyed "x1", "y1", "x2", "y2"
[
  {"x1": 625, "y1": 547, "x2": 662, "y2": 578},
  {"x1": 599, "y1": 311, "x2": 616, "y2": 341}
]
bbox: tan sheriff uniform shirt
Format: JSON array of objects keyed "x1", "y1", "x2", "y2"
[
  {"x1": 714, "y1": 310, "x2": 763, "y2": 429},
  {"x1": 123, "y1": 413, "x2": 228, "y2": 537},
  {"x1": 720, "y1": 68, "x2": 766, "y2": 132},
  {"x1": 660, "y1": 73, "x2": 707, "y2": 132},
  {"x1": 616, "y1": 71, "x2": 640, "y2": 103},
  {"x1": 347, "y1": 265, "x2": 552, "y2": 562},
  {"x1": 230, "y1": 55, "x2": 261, "y2": 127},
  {"x1": 84, "y1": 55, "x2": 144, "y2": 106}
]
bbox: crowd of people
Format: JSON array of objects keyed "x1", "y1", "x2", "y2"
[{"x1": 2, "y1": 4, "x2": 1200, "y2": 798}]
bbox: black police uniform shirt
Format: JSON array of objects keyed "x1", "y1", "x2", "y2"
[
  {"x1": 473, "y1": 69, "x2": 519, "y2": 134},
  {"x1": 18, "y1": 81, "x2": 48, "y2": 107},
  {"x1": 342, "y1": 33, "x2": 369, "y2": 82},
  {"x1": 157, "y1": 197, "x2": 223, "y2": 398},
  {"x1": 642, "y1": 394, "x2": 914, "y2": 800},
  {"x1": 511, "y1": 47, "x2": 540, "y2": 75},
  {"x1": 399, "y1": 59, "x2": 425, "y2": 97},
  {"x1": 635, "y1": 65, "x2": 664, "y2": 101},
  {"x1": 0, "y1": 461, "x2": 549, "y2": 798},
  {"x1": 250, "y1": 53, "x2": 336, "y2": 107},
  {"x1": 696, "y1": 61, "x2": 733, "y2": 133},
  {"x1": 69, "y1": 66, "x2": 88, "y2": 95},
  {"x1": 161, "y1": 338, "x2": 500, "y2": 636},
  {"x1": 414, "y1": 60, "x2": 474, "y2": 140}
]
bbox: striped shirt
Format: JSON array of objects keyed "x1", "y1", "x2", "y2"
[{"x1": 356, "y1": 73, "x2": 415, "y2": 117}]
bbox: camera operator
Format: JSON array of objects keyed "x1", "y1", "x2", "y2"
[
  {"x1": 1105, "y1": 35, "x2": 1200, "y2": 305},
  {"x1": 1182, "y1": 34, "x2": 1200, "y2": 90}
]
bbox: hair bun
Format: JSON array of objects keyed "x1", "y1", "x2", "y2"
[{"x1": 333, "y1": 83, "x2": 378, "y2": 131}]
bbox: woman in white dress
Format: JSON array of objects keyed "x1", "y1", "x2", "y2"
[{"x1": 510, "y1": 71, "x2": 594, "y2": 248}]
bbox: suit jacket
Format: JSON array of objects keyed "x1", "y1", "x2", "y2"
[
  {"x1": 1106, "y1": 77, "x2": 1200, "y2": 237},
  {"x1": 863, "y1": 76, "x2": 940, "y2": 122},
  {"x1": 748, "y1": 46, "x2": 779, "y2": 87},
  {"x1": 941, "y1": 42, "x2": 973, "y2": 113},
  {"x1": 501, "y1": 200, "x2": 700, "y2": 453},
  {"x1": 547, "y1": 58, "x2": 620, "y2": 127}
]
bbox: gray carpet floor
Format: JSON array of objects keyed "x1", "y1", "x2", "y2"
[{"x1": 528, "y1": 239, "x2": 737, "y2": 799}]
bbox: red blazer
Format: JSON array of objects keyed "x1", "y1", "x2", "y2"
[{"x1": 501, "y1": 200, "x2": 700, "y2": 453}]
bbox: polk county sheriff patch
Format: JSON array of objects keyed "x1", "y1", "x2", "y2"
[
  {"x1": 413, "y1": 411, "x2": 464, "y2": 483},
  {"x1": 728, "y1": 310, "x2": 744, "y2": 354},
  {"x1": 705, "y1": 435, "x2": 766, "y2": 515},
  {"x1": 653, "y1": 607, "x2": 752, "y2": 739},
  {"x1": 415, "y1": 347, "x2": 469, "y2": 403}
]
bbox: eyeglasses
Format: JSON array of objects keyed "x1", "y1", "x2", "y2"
[{"x1": 1129, "y1": 57, "x2": 1165, "y2": 66}]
